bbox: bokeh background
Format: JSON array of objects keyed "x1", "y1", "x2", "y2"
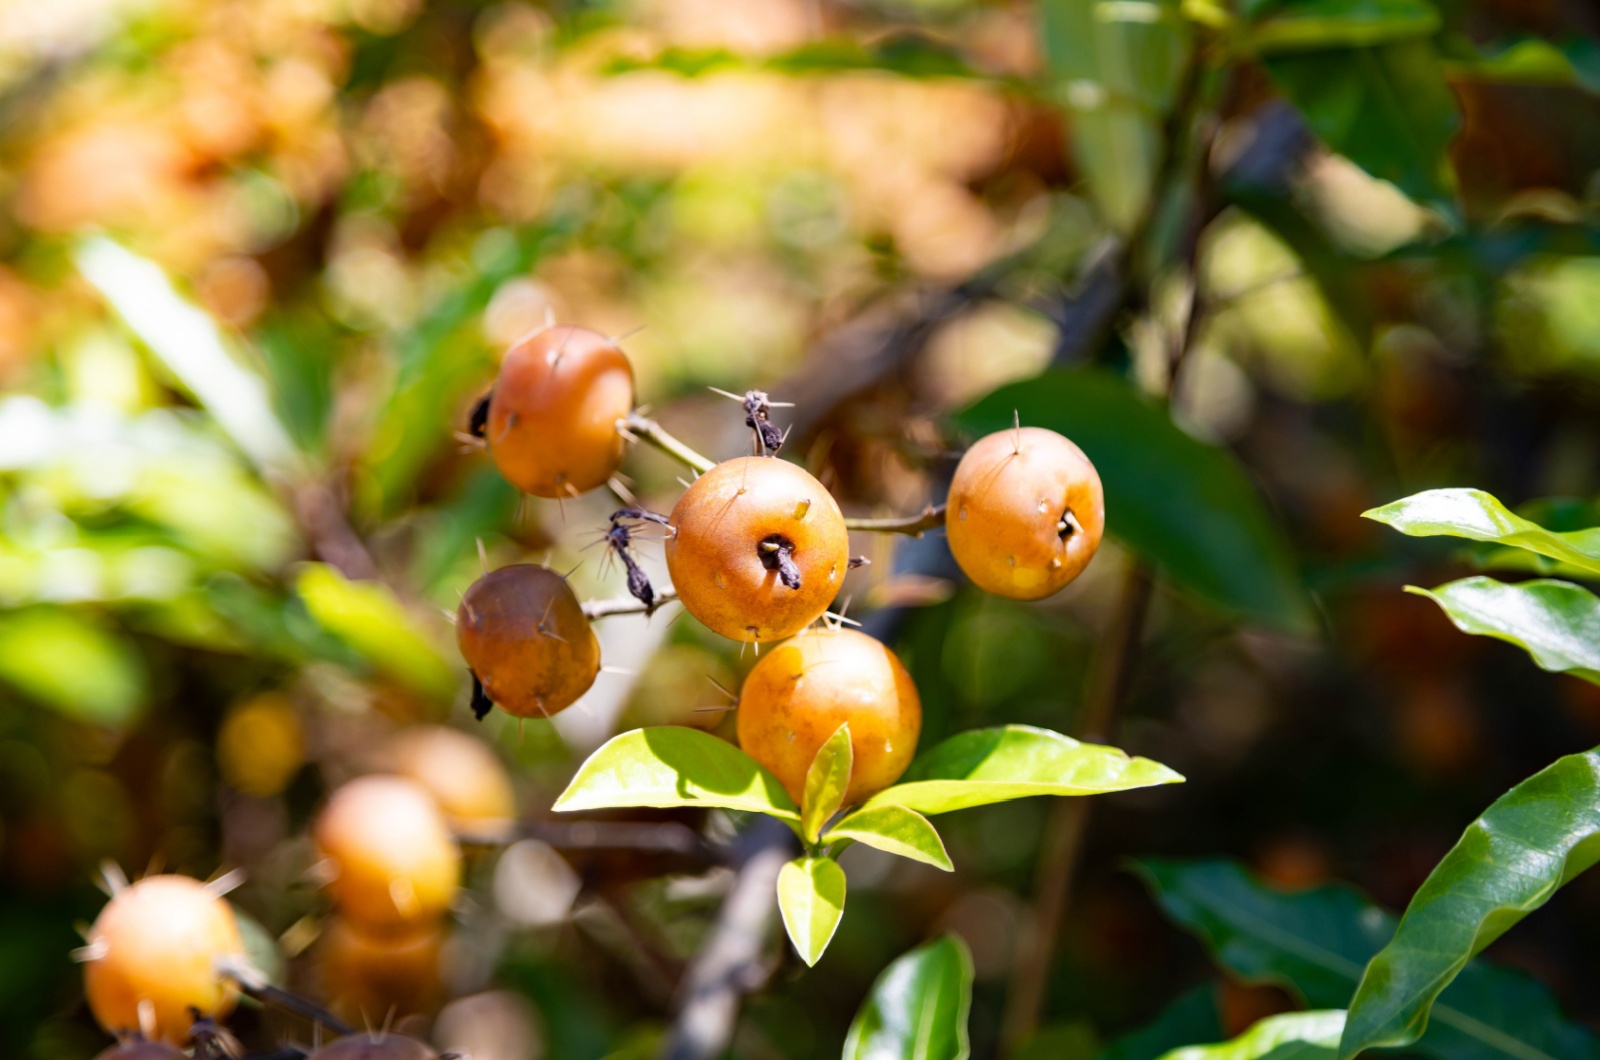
[{"x1": 3, "y1": 0, "x2": 1600, "y2": 1056}]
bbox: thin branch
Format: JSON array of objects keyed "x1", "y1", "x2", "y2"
[
  {"x1": 456, "y1": 818, "x2": 723, "y2": 867},
  {"x1": 620, "y1": 412, "x2": 717, "y2": 476},
  {"x1": 582, "y1": 587, "x2": 679, "y2": 620},
  {"x1": 218, "y1": 958, "x2": 355, "y2": 1036},
  {"x1": 842, "y1": 504, "x2": 946, "y2": 537}
]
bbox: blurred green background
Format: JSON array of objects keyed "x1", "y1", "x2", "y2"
[{"x1": 3, "y1": 0, "x2": 1600, "y2": 1056}]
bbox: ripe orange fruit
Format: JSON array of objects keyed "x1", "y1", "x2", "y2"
[
  {"x1": 82, "y1": 875, "x2": 247, "y2": 1044},
  {"x1": 945, "y1": 426, "x2": 1105, "y2": 600},
  {"x1": 312, "y1": 776, "x2": 461, "y2": 935},
  {"x1": 456, "y1": 564, "x2": 600, "y2": 720},
  {"x1": 93, "y1": 1044, "x2": 187, "y2": 1059},
  {"x1": 383, "y1": 726, "x2": 516, "y2": 833},
  {"x1": 665, "y1": 458, "x2": 850, "y2": 643},
  {"x1": 485, "y1": 325, "x2": 633, "y2": 498},
  {"x1": 737, "y1": 628, "x2": 921, "y2": 806},
  {"x1": 315, "y1": 916, "x2": 445, "y2": 1025}
]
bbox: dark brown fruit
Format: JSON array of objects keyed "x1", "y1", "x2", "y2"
[{"x1": 456, "y1": 564, "x2": 600, "y2": 719}]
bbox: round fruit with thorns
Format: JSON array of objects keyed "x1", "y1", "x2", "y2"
[
  {"x1": 737, "y1": 627, "x2": 921, "y2": 806},
  {"x1": 307, "y1": 1033, "x2": 440, "y2": 1059},
  {"x1": 665, "y1": 457, "x2": 851, "y2": 644},
  {"x1": 383, "y1": 726, "x2": 516, "y2": 834},
  {"x1": 81, "y1": 874, "x2": 248, "y2": 1044},
  {"x1": 478, "y1": 325, "x2": 634, "y2": 499},
  {"x1": 945, "y1": 425, "x2": 1105, "y2": 600},
  {"x1": 456, "y1": 564, "x2": 600, "y2": 720},
  {"x1": 313, "y1": 775, "x2": 462, "y2": 935}
]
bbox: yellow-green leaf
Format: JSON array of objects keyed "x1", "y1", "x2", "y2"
[
  {"x1": 824, "y1": 804, "x2": 952, "y2": 871},
  {"x1": 554, "y1": 727, "x2": 800, "y2": 821},
  {"x1": 777, "y1": 856, "x2": 847, "y2": 967},
  {"x1": 802, "y1": 723, "x2": 852, "y2": 844}
]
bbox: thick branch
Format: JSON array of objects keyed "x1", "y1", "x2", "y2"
[
  {"x1": 843, "y1": 504, "x2": 946, "y2": 537},
  {"x1": 582, "y1": 588, "x2": 679, "y2": 620},
  {"x1": 619, "y1": 412, "x2": 716, "y2": 476}
]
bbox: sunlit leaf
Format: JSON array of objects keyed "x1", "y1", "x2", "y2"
[
  {"x1": 293, "y1": 563, "x2": 457, "y2": 699},
  {"x1": 0, "y1": 609, "x2": 147, "y2": 725},
  {"x1": 777, "y1": 856, "x2": 846, "y2": 967},
  {"x1": 1248, "y1": 0, "x2": 1439, "y2": 53},
  {"x1": 1137, "y1": 859, "x2": 1600, "y2": 1060},
  {"x1": 824, "y1": 804, "x2": 953, "y2": 871},
  {"x1": 1341, "y1": 747, "x2": 1600, "y2": 1059},
  {"x1": 554, "y1": 727, "x2": 800, "y2": 821},
  {"x1": 1406, "y1": 577, "x2": 1600, "y2": 684},
  {"x1": 1156, "y1": 1011, "x2": 1344, "y2": 1060},
  {"x1": 1263, "y1": 39, "x2": 1459, "y2": 214},
  {"x1": 960, "y1": 371, "x2": 1314, "y2": 632},
  {"x1": 864, "y1": 725, "x2": 1182, "y2": 816},
  {"x1": 843, "y1": 935, "x2": 972, "y2": 1060},
  {"x1": 1366, "y1": 488, "x2": 1600, "y2": 577},
  {"x1": 802, "y1": 723, "x2": 852, "y2": 844}
]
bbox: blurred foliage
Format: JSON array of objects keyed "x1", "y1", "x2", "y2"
[{"x1": 1, "y1": 0, "x2": 1600, "y2": 1057}]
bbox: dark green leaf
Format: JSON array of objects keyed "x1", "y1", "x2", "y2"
[
  {"x1": 1445, "y1": 36, "x2": 1600, "y2": 93},
  {"x1": 866, "y1": 725, "x2": 1182, "y2": 815},
  {"x1": 1137, "y1": 859, "x2": 1600, "y2": 1060},
  {"x1": 1366, "y1": 488, "x2": 1600, "y2": 577},
  {"x1": 1156, "y1": 1011, "x2": 1344, "y2": 1060},
  {"x1": 1406, "y1": 577, "x2": 1600, "y2": 684},
  {"x1": 777, "y1": 856, "x2": 846, "y2": 967},
  {"x1": 554, "y1": 727, "x2": 800, "y2": 821},
  {"x1": 1264, "y1": 39, "x2": 1459, "y2": 213},
  {"x1": 1248, "y1": 0, "x2": 1440, "y2": 53},
  {"x1": 960, "y1": 371, "x2": 1313, "y2": 631},
  {"x1": 1341, "y1": 747, "x2": 1600, "y2": 1058},
  {"x1": 1098, "y1": 984, "x2": 1224, "y2": 1060},
  {"x1": 843, "y1": 935, "x2": 973, "y2": 1060},
  {"x1": 802, "y1": 723, "x2": 852, "y2": 844},
  {"x1": 823, "y1": 805, "x2": 953, "y2": 871}
]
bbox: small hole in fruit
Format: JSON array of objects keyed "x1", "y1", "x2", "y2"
[{"x1": 1057, "y1": 509, "x2": 1082, "y2": 540}]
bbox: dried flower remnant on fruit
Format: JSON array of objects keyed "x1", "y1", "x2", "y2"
[
  {"x1": 758, "y1": 535, "x2": 802, "y2": 589},
  {"x1": 466, "y1": 390, "x2": 491, "y2": 440},
  {"x1": 713, "y1": 386, "x2": 791, "y2": 454},
  {"x1": 603, "y1": 508, "x2": 672, "y2": 611}
]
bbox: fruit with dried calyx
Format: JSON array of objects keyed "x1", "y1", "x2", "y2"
[
  {"x1": 737, "y1": 627, "x2": 921, "y2": 806},
  {"x1": 82, "y1": 874, "x2": 247, "y2": 1044},
  {"x1": 456, "y1": 564, "x2": 600, "y2": 720},
  {"x1": 312, "y1": 775, "x2": 461, "y2": 935},
  {"x1": 945, "y1": 426, "x2": 1104, "y2": 600},
  {"x1": 665, "y1": 457, "x2": 850, "y2": 643},
  {"x1": 480, "y1": 325, "x2": 633, "y2": 498}
]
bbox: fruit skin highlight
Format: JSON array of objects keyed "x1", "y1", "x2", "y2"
[
  {"x1": 384, "y1": 725, "x2": 516, "y2": 833},
  {"x1": 312, "y1": 775, "x2": 461, "y2": 935},
  {"x1": 665, "y1": 457, "x2": 850, "y2": 644},
  {"x1": 82, "y1": 874, "x2": 248, "y2": 1044},
  {"x1": 737, "y1": 627, "x2": 922, "y2": 806},
  {"x1": 945, "y1": 426, "x2": 1105, "y2": 600},
  {"x1": 456, "y1": 564, "x2": 600, "y2": 719},
  {"x1": 485, "y1": 325, "x2": 634, "y2": 498}
]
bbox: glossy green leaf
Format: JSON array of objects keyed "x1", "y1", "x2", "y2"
[
  {"x1": 823, "y1": 805, "x2": 953, "y2": 871},
  {"x1": 1038, "y1": 0, "x2": 1191, "y2": 232},
  {"x1": 1099, "y1": 984, "x2": 1224, "y2": 1060},
  {"x1": 1264, "y1": 39, "x2": 1459, "y2": 213},
  {"x1": 1157, "y1": 1011, "x2": 1344, "y2": 1060},
  {"x1": 802, "y1": 723, "x2": 852, "y2": 844},
  {"x1": 1248, "y1": 0, "x2": 1439, "y2": 54},
  {"x1": 1137, "y1": 859, "x2": 1600, "y2": 1060},
  {"x1": 1406, "y1": 577, "x2": 1600, "y2": 684},
  {"x1": 1341, "y1": 747, "x2": 1600, "y2": 1059},
  {"x1": 960, "y1": 372, "x2": 1313, "y2": 632},
  {"x1": 1447, "y1": 36, "x2": 1600, "y2": 93},
  {"x1": 864, "y1": 725, "x2": 1182, "y2": 816},
  {"x1": 843, "y1": 935, "x2": 972, "y2": 1060},
  {"x1": 1366, "y1": 488, "x2": 1600, "y2": 577},
  {"x1": 777, "y1": 856, "x2": 846, "y2": 967},
  {"x1": 554, "y1": 727, "x2": 800, "y2": 821},
  {"x1": 294, "y1": 563, "x2": 457, "y2": 699},
  {"x1": 0, "y1": 609, "x2": 147, "y2": 725}
]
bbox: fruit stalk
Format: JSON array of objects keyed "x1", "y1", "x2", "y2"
[
  {"x1": 582, "y1": 587, "x2": 680, "y2": 620},
  {"x1": 841, "y1": 504, "x2": 946, "y2": 537},
  {"x1": 217, "y1": 957, "x2": 356, "y2": 1036},
  {"x1": 618, "y1": 412, "x2": 716, "y2": 475}
]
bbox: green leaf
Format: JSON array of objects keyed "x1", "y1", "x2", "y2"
[
  {"x1": 843, "y1": 935, "x2": 972, "y2": 1060},
  {"x1": 1156, "y1": 1011, "x2": 1344, "y2": 1060},
  {"x1": 294, "y1": 563, "x2": 457, "y2": 699},
  {"x1": 802, "y1": 723, "x2": 852, "y2": 844},
  {"x1": 1263, "y1": 39, "x2": 1459, "y2": 213},
  {"x1": 777, "y1": 856, "x2": 846, "y2": 967},
  {"x1": 1341, "y1": 747, "x2": 1600, "y2": 1059},
  {"x1": 1365, "y1": 488, "x2": 1600, "y2": 578},
  {"x1": 865, "y1": 725, "x2": 1182, "y2": 816},
  {"x1": 1137, "y1": 859, "x2": 1600, "y2": 1060},
  {"x1": 0, "y1": 609, "x2": 147, "y2": 725},
  {"x1": 554, "y1": 727, "x2": 800, "y2": 821},
  {"x1": 1038, "y1": 0, "x2": 1192, "y2": 232},
  {"x1": 1445, "y1": 36, "x2": 1600, "y2": 93},
  {"x1": 1099, "y1": 984, "x2": 1224, "y2": 1060},
  {"x1": 959, "y1": 371, "x2": 1313, "y2": 632},
  {"x1": 1406, "y1": 577, "x2": 1600, "y2": 684},
  {"x1": 824, "y1": 805, "x2": 953, "y2": 871},
  {"x1": 1248, "y1": 0, "x2": 1440, "y2": 54}
]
